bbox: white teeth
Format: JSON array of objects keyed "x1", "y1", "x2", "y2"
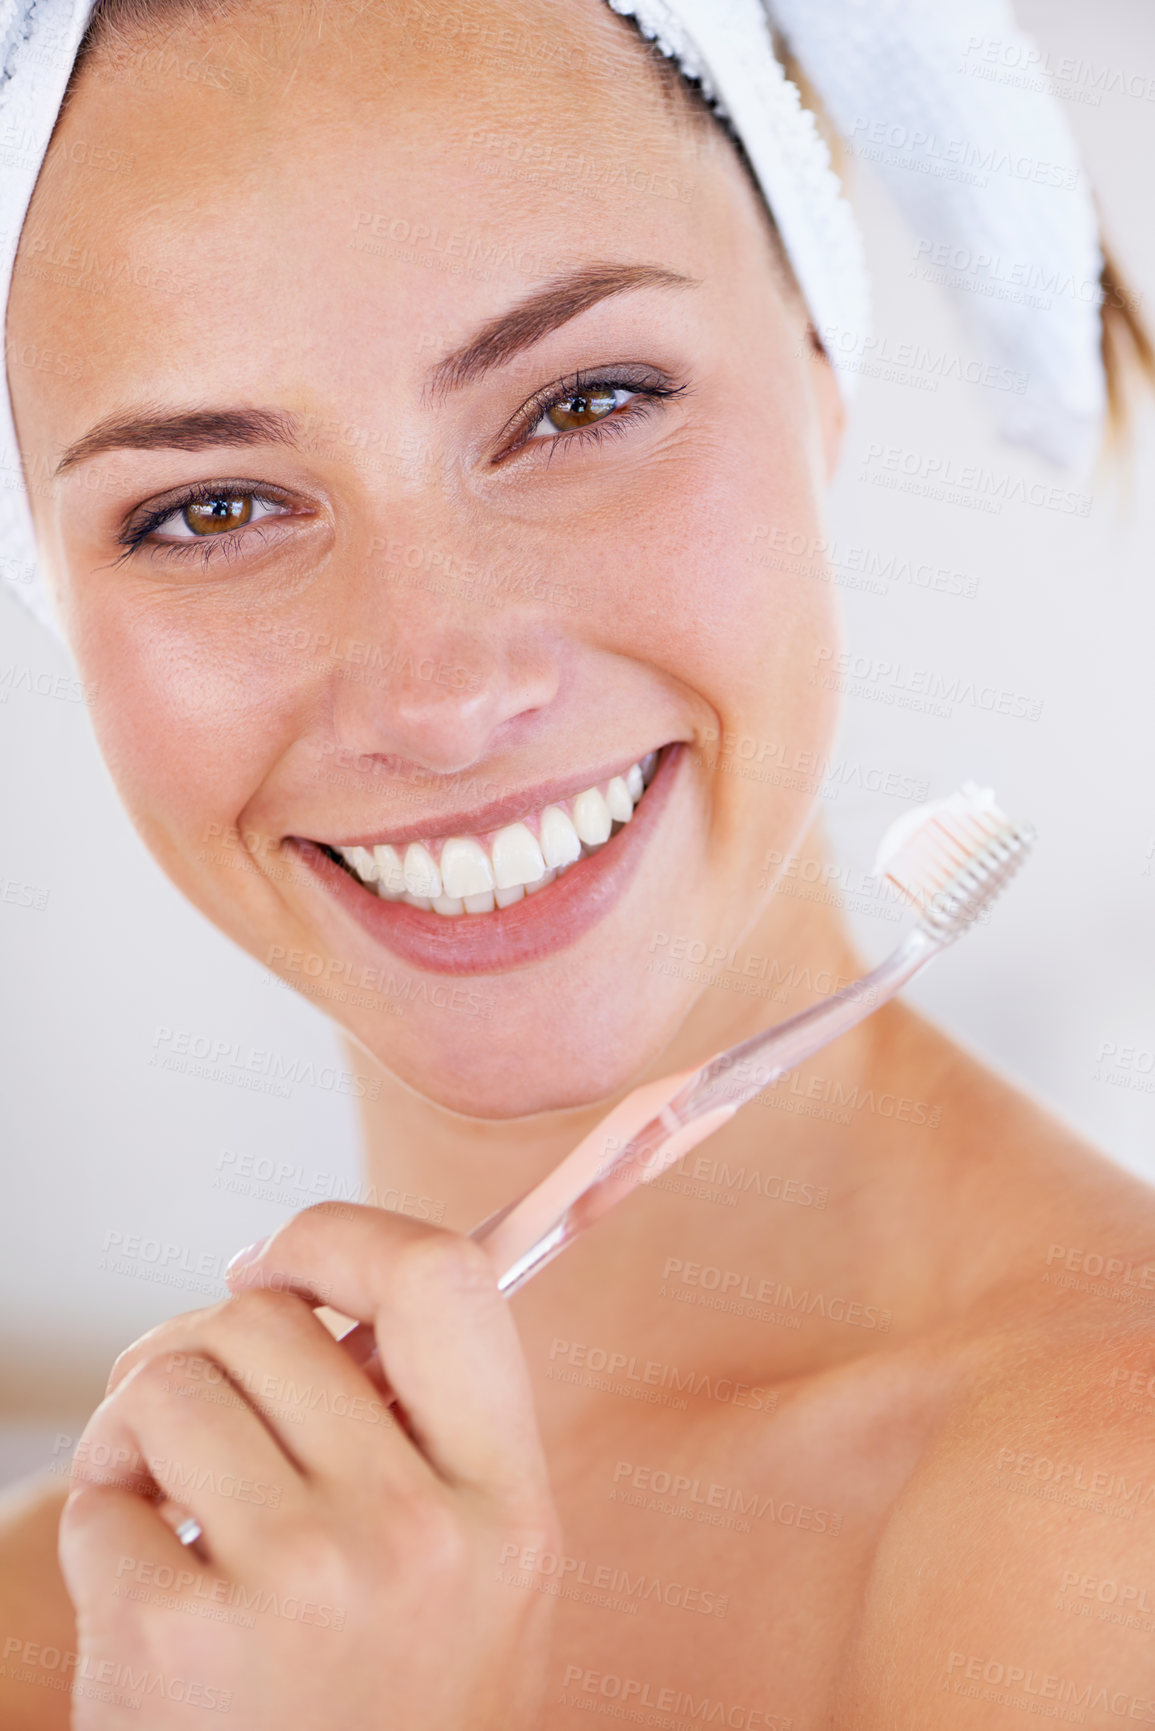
[
  {"x1": 539, "y1": 804, "x2": 582, "y2": 869},
  {"x1": 374, "y1": 844, "x2": 406, "y2": 896},
  {"x1": 343, "y1": 845, "x2": 379, "y2": 882},
  {"x1": 440, "y1": 836, "x2": 495, "y2": 899},
  {"x1": 572, "y1": 787, "x2": 612, "y2": 846},
  {"x1": 605, "y1": 775, "x2": 634, "y2": 823},
  {"x1": 491, "y1": 822, "x2": 546, "y2": 889},
  {"x1": 403, "y1": 842, "x2": 442, "y2": 899},
  {"x1": 336, "y1": 750, "x2": 660, "y2": 915}
]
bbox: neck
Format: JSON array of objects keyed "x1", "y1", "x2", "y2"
[{"x1": 343, "y1": 817, "x2": 968, "y2": 1420}]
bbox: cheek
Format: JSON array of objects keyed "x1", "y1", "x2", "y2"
[
  {"x1": 70, "y1": 587, "x2": 297, "y2": 858},
  {"x1": 597, "y1": 410, "x2": 840, "y2": 750},
  {"x1": 598, "y1": 401, "x2": 841, "y2": 909}
]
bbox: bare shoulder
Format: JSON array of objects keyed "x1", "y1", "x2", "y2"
[
  {"x1": 834, "y1": 1232, "x2": 1155, "y2": 1728},
  {"x1": 0, "y1": 1473, "x2": 75, "y2": 1730}
]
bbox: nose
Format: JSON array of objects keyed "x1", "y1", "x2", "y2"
[{"x1": 328, "y1": 595, "x2": 559, "y2": 777}]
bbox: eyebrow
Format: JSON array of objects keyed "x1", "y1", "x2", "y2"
[
  {"x1": 52, "y1": 263, "x2": 699, "y2": 475},
  {"x1": 54, "y1": 406, "x2": 299, "y2": 477},
  {"x1": 425, "y1": 262, "x2": 700, "y2": 398}
]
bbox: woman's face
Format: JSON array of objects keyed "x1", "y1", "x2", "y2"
[{"x1": 10, "y1": 0, "x2": 842, "y2": 1117}]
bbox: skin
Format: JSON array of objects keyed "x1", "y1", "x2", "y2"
[
  {"x1": 14, "y1": 0, "x2": 838, "y2": 1121},
  {"x1": 4, "y1": 0, "x2": 1155, "y2": 1725}
]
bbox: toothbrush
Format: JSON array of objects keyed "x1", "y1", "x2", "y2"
[
  {"x1": 473, "y1": 779, "x2": 1034, "y2": 1294},
  {"x1": 170, "y1": 780, "x2": 1034, "y2": 1550}
]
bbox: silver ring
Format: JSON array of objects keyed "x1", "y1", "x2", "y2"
[{"x1": 175, "y1": 1517, "x2": 204, "y2": 1548}]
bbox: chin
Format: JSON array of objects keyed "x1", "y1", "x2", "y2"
[{"x1": 341, "y1": 960, "x2": 697, "y2": 1122}]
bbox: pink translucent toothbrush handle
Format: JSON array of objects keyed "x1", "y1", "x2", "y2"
[{"x1": 333, "y1": 1073, "x2": 731, "y2": 1394}]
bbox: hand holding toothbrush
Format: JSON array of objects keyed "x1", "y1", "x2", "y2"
[
  {"x1": 61, "y1": 1207, "x2": 560, "y2": 1731},
  {"x1": 59, "y1": 781, "x2": 1032, "y2": 1727}
]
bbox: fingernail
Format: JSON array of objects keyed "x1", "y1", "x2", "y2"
[{"x1": 225, "y1": 1236, "x2": 269, "y2": 1278}]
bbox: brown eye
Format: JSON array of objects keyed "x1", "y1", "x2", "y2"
[
  {"x1": 544, "y1": 387, "x2": 621, "y2": 432},
  {"x1": 182, "y1": 495, "x2": 255, "y2": 535}
]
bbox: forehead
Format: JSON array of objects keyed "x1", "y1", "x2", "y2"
[
  {"x1": 27, "y1": 0, "x2": 730, "y2": 272},
  {"x1": 12, "y1": 0, "x2": 754, "y2": 439}
]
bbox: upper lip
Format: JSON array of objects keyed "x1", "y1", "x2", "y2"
[{"x1": 302, "y1": 744, "x2": 672, "y2": 851}]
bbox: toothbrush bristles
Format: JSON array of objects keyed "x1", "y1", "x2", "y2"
[{"x1": 875, "y1": 781, "x2": 1034, "y2": 939}]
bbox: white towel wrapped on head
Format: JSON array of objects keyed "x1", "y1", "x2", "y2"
[{"x1": 0, "y1": 0, "x2": 1107, "y2": 635}]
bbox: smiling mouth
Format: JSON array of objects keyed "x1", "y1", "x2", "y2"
[{"x1": 316, "y1": 750, "x2": 660, "y2": 916}]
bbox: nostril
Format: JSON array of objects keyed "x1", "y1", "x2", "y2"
[{"x1": 330, "y1": 631, "x2": 556, "y2": 775}]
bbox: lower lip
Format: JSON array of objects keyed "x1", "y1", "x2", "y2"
[{"x1": 289, "y1": 743, "x2": 684, "y2": 977}]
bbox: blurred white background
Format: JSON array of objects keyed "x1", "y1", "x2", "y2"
[{"x1": 2, "y1": 0, "x2": 1153, "y2": 1484}]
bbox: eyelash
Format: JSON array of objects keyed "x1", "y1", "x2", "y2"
[
  {"x1": 115, "y1": 480, "x2": 298, "y2": 567},
  {"x1": 500, "y1": 365, "x2": 687, "y2": 463},
  {"x1": 116, "y1": 366, "x2": 688, "y2": 565}
]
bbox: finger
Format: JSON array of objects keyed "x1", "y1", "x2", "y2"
[
  {"x1": 157, "y1": 1497, "x2": 210, "y2": 1557},
  {"x1": 104, "y1": 1292, "x2": 358, "y2": 1395},
  {"x1": 109, "y1": 1288, "x2": 410, "y2": 1484},
  {"x1": 229, "y1": 1204, "x2": 550, "y2": 1505},
  {"x1": 59, "y1": 1480, "x2": 218, "y2": 1623},
  {"x1": 74, "y1": 1351, "x2": 303, "y2": 1569},
  {"x1": 224, "y1": 1203, "x2": 451, "y2": 1310}
]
